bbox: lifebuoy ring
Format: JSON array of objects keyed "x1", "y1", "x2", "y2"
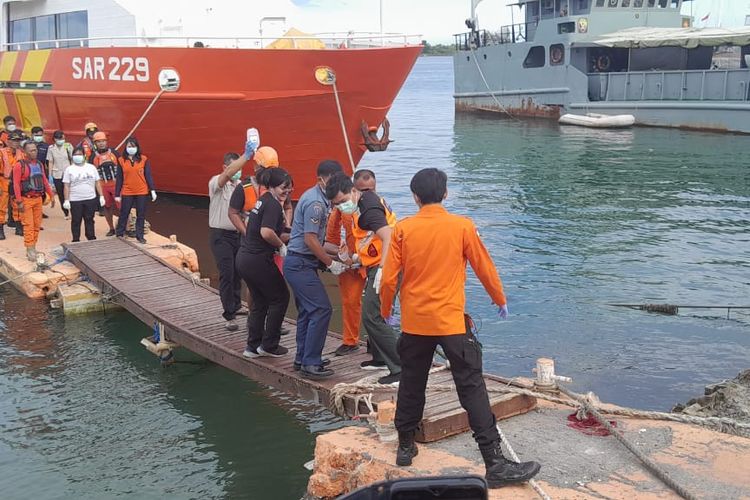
[
  {"x1": 551, "y1": 46, "x2": 564, "y2": 64},
  {"x1": 596, "y1": 54, "x2": 611, "y2": 72}
]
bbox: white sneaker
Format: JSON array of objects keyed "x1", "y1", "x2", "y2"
[
  {"x1": 242, "y1": 348, "x2": 260, "y2": 359},
  {"x1": 225, "y1": 319, "x2": 238, "y2": 331}
]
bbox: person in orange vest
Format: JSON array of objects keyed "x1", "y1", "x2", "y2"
[
  {"x1": 1, "y1": 130, "x2": 29, "y2": 239},
  {"x1": 114, "y1": 137, "x2": 156, "y2": 244},
  {"x1": 323, "y1": 169, "x2": 377, "y2": 357},
  {"x1": 227, "y1": 145, "x2": 279, "y2": 236},
  {"x1": 77, "y1": 122, "x2": 98, "y2": 159},
  {"x1": 379, "y1": 168, "x2": 541, "y2": 487},
  {"x1": 0, "y1": 115, "x2": 19, "y2": 147},
  {"x1": 325, "y1": 171, "x2": 401, "y2": 384},
  {"x1": 13, "y1": 141, "x2": 54, "y2": 261},
  {"x1": 88, "y1": 131, "x2": 120, "y2": 235}
]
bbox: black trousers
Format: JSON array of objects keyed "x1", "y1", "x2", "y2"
[
  {"x1": 70, "y1": 197, "x2": 98, "y2": 242},
  {"x1": 53, "y1": 178, "x2": 68, "y2": 216},
  {"x1": 394, "y1": 331, "x2": 500, "y2": 448},
  {"x1": 236, "y1": 252, "x2": 290, "y2": 352},
  {"x1": 116, "y1": 194, "x2": 148, "y2": 239},
  {"x1": 209, "y1": 228, "x2": 242, "y2": 320}
]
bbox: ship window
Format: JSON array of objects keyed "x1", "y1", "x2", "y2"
[
  {"x1": 550, "y1": 44, "x2": 565, "y2": 65},
  {"x1": 34, "y1": 15, "x2": 56, "y2": 48},
  {"x1": 670, "y1": 0, "x2": 679, "y2": 8},
  {"x1": 57, "y1": 11, "x2": 89, "y2": 47},
  {"x1": 608, "y1": 0, "x2": 619, "y2": 8},
  {"x1": 596, "y1": 0, "x2": 605, "y2": 7},
  {"x1": 634, "y1": 0, "x2": 644, "y2": 7},
  {"x1": 558, "y1": 22, "x2": 575, "y2": 34},
  {"x1": 10, "y1": 18, "x2": 32, "y2": 48},
  {"x1": 622, "y1": 0, "x2": 630, "y2": 6},
  {"x1": 657, "y1": 0, "x2": 667, "y2": 7},
  {"x1": 647, "y1": 0, "x2": 655, "y2": 7},
  {"x1": 524, "y1": 46, "x2": 546, "y2": 68}
]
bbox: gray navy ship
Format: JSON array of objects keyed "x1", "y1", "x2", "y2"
[{"x1": 454, "y1": 0, "x2": 750, "y2": 133}]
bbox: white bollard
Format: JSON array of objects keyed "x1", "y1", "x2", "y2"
[{"x1": 532, "y1": 357, "x2": 572, "y2": 391}]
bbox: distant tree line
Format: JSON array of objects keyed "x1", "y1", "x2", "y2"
[{"x1": 421, "y1": 41, "x2": 455, "y2": 56}]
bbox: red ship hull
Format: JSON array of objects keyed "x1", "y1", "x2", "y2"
[{"x1": 0, "y1": 45, "x2": 422, "y2": 196}]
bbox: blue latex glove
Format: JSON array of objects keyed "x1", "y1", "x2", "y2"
[
  {"x1": 244, "y1": 139, "x2": 259, "y2": 160},
  {"x1": 498, "y1": 304, "x2": 509, "y2": 319}
]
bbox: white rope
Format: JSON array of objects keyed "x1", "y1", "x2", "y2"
[
  {"x1": 331, "y1": 80, "x2": 355, "y2": 171},
  {"x1": 496, "y1": 424, "x2": 552, "y2": 500},
  {"x1": 469, "y1": 46, "x2": 519, "y2": 120},
  {"x1": 115, "y1": 89, "x2": 166, "y2": 150}
]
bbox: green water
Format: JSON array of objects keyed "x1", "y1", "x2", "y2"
[{"x1": 2, "y1": 56, "x2": 749, "y2": 499}]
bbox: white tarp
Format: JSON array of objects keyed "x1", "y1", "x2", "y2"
[{"x1": 594, "y1": 27, "x2": 750, "y2": 49}]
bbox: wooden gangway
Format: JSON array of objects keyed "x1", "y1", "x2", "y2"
[{"x1": 63, "y1": 238, "x2": 535, "y2": 442}]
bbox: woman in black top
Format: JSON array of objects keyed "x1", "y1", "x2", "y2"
[{"x1": 237, "y1": 168, "x2": 292, "y2": 358}]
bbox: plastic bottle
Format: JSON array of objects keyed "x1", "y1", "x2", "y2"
[{"x1": 246, "y1": 127, "x2": 260, "y2": 148}]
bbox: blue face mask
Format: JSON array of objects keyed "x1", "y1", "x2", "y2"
[
  {"x1": 231, "y1": 171, "x2": 242, "y2": 182},
  {"x1": 337, "y1": 199, "x2": 357, "y2": 215},
  {"x1": 126, "y1": 146, "x2": 138, "y2": 156}
]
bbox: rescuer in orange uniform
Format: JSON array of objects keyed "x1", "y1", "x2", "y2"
[
  {"x1": 88, "y1": 131, "x2": 120, "y2": 235},
  {"x1": 379, "y1": 168, "x2": 541, "y2": 488},
  {"x1": 0, "y1": 115, "x2": 19, "y2": 146},
  {"x1": 78, "y1": 122, "x2": 98, "y2": 159},
  {"x1": 114, "y1": 137, "x2": 156, "y2": 244},
  {"x1": 228, "y1": 145, "x2": 280, "y2": 235},
  {"x1": 13, "y1": 141, "x2": 54, "y2": 261},
  {"x1": 1, "y1": 130, "x2": 29, "y2": 239},
  {"x1": 324, "y1": 170, "x2": 377, "y2": 357}
]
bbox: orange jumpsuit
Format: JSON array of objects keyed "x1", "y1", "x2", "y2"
[
  {"x1": 1, "y1": 147, "x2": 26, "y2": 225},
  {"x1": 326, "y1": 207, "x2": 366, "y2": 346}
]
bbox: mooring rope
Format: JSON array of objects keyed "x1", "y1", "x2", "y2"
[
  {"x1": 558, "y1": 385, "x2": 699, "y2": 500},
  {"x1": 496, "y1": 423, "x2": 552, "y2": 500},
  {"x1": 328, "y1": 381, "x2": 750, "y2": 438},
  {"x1": 469, "y1": 46, "x2": 519, "y2": 120}
]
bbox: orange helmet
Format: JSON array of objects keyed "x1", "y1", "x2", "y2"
[
  {"x1": 92, "y1": 131, "x2": 107, "y2": 142},
  {"x1": 253, "y1": 146, "x2": 279, "y2": 168},
  {"x1": 84, "y1": 122, "x2": 98, "y2": 132}
]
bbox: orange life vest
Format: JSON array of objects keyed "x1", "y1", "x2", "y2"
[
  {"x1": 352, "y1": 196, "x2": 397, "y2": 268},
  {"x1": 118, "y1": 154, "x2": 149, "y2": 196},
  {"x1": 92, "y1": 149, "x2": 118, "y2": 182},
  {"x1": 2, "y1": 147, "x2": 26, "y2": 178},
  {"x1": 241, "y1": 180, "x2": 259, "y2": 213}
]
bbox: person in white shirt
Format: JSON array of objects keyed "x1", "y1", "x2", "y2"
[
  {"x1": 47, "y1": 130, "x2": 73, "y2": 219},
  {"x1": 209, "y1": 146, "x2": 254, "y2": 332},
  {"x1": 62, "y1": 146, "x2": 105, "y2": 242}
]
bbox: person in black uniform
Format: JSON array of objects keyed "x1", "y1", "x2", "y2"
[{"x1": 236, "y1": 168, "x2": 293, "y2": 359}]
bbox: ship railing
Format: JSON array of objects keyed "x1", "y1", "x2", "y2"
[
  {"x1": 1, "y1": 33, "x2": 424, "y2": 51},
  {"x1": 454, "y1": 22, "x2": 538, "y2": 51},
  {"x1": 588, "y1": 68, "x2": 750, "y2": 102}
]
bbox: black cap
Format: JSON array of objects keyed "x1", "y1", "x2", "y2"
[
  {"x1": 317, "y1": 159, "x2": 343, "y2": 177},
  {"x1": 7, "y1": 130, "x2": 24, "y2": 140}
]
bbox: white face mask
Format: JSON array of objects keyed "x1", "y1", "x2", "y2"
[
  {"x1": 6, "y1": 124, "x2": 16, "y2": 132},
  {"x1": 33, "y1": 135, "x2": 43, "y2": 143},
  {"x1": 337, "y1": 199, "x2": 357, "y2": 215},
  {"x1": 72, "y1": 155, "x2": 84, "y2": 165},
  {"x1": 55, "y1": 139, "x2": 64, "y2": 146},
  {"x1": 126, "y1": 146, "x2": 138, "y2": 156}
]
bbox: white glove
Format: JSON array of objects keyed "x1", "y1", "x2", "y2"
[
  {"x1": 115, "y1": 196, "x2": 122, "y2": 204},
  {"x1": 373, "y1": 267, "x2": 383, "y2": 294},
  {"x1": 351, "y1": 253, "x2": 360, "y2": 264},
  {"x1": 99, "y1": 196, "x2": 106, "y2": 207},
  {"x1": 278, "y1": 243, "x2": 287, "y2": 257},
  {"x1": 151, "y1": 190, "x2": 157, "y2": 202},
  {"x1": 62, "y1": 200, "x2": 71, "y2": 210},
  {"x1": 327, "y1": 260, "x2": 346, "y2": 276}
]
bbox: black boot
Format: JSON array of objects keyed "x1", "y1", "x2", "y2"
[
  {"x1": 480, "y1": 441, "x2": 541, "y2": 488},
  {"x1": 396, "y1": 430, "x2": 418, "y2": 466},
  {"x1": 0, "y1": 224, "x2": 5, "y2": 240},
  {"x1": 15, "y1": 224, "x2": 23, "y2": 236}
]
